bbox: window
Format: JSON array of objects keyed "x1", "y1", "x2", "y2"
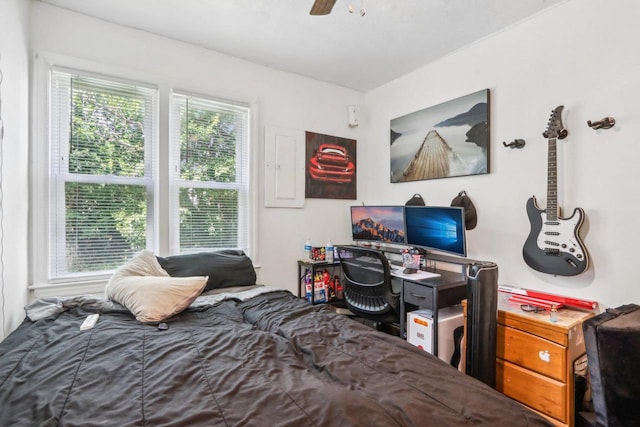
[
  {"x1": 40, "y1": 65, "x2": 252, "y2": 286},
  {"x1": 49, "y1": 70, "x2": 157, "y2": 280},
  {"x1": 170, "y1": 93, "x2": 250, "y2": 254}
]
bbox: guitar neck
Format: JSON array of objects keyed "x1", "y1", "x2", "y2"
[{"x1": 547, "y1": 137, "x2": 558, "y2": 221}]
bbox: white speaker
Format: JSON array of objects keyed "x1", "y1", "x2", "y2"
[{"x1": 348, "y1": 105, "x2": 358, "y2": 127}]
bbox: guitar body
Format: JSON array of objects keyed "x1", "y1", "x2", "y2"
[{"x1": 523, "y1": 196, "x2": 589, "y2": 276}]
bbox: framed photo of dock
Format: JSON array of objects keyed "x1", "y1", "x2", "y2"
[{"x1": 389, "y1": 89, "x2": 489, "y2": 182}]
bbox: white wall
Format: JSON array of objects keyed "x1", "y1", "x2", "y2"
[
  {"x1": 364, "y1": 0, "x2": 640, "y2": 309},
  {"x1": 30, "y1": 2, "x2": 364, "y2": 296},
  {"x1": 0, "y1": 0, "x2": 31, "y2": 339}
]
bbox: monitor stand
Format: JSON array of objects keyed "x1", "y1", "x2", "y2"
[{"x1": 407, "y1": 246, "x2": 428, "y2": 256}]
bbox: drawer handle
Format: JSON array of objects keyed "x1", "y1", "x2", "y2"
[
  {"x1": 538, "y1": 350, "x2": 551, "y2": 363},
  {"x1": 410, "y1": 293, "x2": 426, "y2": 299}
]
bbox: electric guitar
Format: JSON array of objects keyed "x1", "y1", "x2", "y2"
[{"x1": 522, "y1": 105, "x2": 589, "y2": 276}]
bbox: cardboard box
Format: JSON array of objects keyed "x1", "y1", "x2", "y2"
[{"x1": 407, "y1": 305, "x2": 464, "y2": 368}]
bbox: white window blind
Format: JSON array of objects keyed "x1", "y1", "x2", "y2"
[
  {"x1": 49, "y1": 70, "x2": 157, "y2": 279},
  {"x1": 170, "y1": 93, "x2": 250, "y2": 254}
]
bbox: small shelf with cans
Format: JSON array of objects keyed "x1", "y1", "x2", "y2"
[{"x1": 298, "y1": 238, "x2": 344, "y2": 305}]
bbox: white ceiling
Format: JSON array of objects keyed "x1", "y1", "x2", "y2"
[{"x1": 38, "y1": 0, "x2": 565, "y2": 92}]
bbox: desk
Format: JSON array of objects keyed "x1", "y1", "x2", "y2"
[
  {"x1": 397, "y1": 269, "x2": 467, "y2": 357},
  {"x1": 301, "y1": 245, "x2": 472, "y2": 359}
]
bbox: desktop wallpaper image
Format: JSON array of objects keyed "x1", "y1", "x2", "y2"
[{"x1": 350, "y1": 206, "x2": 405, "y2": 243}]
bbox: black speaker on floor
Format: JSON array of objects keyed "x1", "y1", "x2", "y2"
[{"x1": 465, "y1": 261, "x2": 498, "y2": 388}]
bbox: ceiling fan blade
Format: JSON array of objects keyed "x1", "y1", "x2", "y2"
[{"x1": 310, "y1": 0, "x2": 337, "y2": 15}]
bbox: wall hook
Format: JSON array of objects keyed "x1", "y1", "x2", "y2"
[
  {"x1": 587, "y1": 117, "x2": 615, "y2": 130},
  {"x1": 503, "y1": 139, "x2": 526, "y2": 149}
]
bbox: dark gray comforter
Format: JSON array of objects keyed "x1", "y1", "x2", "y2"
[{"x1": 0, "y1": 289, "x2": 550, "y2": 426}]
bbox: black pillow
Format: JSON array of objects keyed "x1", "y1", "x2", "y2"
[{"x1": 156, "y1": 250, "x2": 256, "y2": 292}]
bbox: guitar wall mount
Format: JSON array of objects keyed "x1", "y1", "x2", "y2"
[
  {"x1": 587, "y1": 116, "x2": 615, "y2": 130},
  {"x1": 503, "y1": 139, "x2": 526, "y2": 149}
]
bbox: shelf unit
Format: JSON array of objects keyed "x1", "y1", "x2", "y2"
[{"x1": 297, "y1": 259, "x2": 342, "y2": 304}]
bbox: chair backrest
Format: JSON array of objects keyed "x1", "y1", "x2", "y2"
[{"x1": 336, "y1": 245, "x2": 399, "y2": 322}]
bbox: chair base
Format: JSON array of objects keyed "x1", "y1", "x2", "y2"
[
  {"x1": 351, "y1": 316, "x2": 400, "y2": 337},
  {"x1": 377, "y1": 321, "x2": 401, "y2": 337}
]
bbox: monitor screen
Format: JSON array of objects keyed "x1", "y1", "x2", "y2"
[
  {"x1": 403, "y1": 206, "x2": 467, "y2": 257},
  {"x1": 350, "y1": 206, "x2": 405, "y2": 244}
]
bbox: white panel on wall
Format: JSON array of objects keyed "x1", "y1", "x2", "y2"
[
  {"x1": 264, "y1": 126, "x2": 305, "y2": 208},
  {"x1": 275, "y1": 135, "x2": 297, "y2": 198}
]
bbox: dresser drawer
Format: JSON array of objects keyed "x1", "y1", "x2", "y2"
[
  {"x1": 403, "y1": 281, "x2": 434, "y2": 309},
  {"x1": 497, "y1": 359, "x2": 566, "y2": 422},
  {"x1": 497, "y1": 324, "x2": 566, "y2": 381}
]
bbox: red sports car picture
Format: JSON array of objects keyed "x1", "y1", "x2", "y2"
[
  {"x1": 305, "y1": 132, "x2": 357, "y2": 199},
  {"x1": 308, "y1": 143, "x2": 355, "y2": 184}
]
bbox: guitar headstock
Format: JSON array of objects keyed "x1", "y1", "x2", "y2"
[{"x1": 543, "y1": 105, "x2": 568, "y2": 140}]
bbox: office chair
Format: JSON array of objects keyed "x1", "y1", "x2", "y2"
[{"x1": 336, "y1": 245, "x2": 400, "y2": 332}]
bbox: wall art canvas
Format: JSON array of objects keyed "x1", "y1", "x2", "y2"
[
  {"x1": 305, "y1": 131, "x2": 357, "y2": 199},
  {"x1": 390, "y1": 89, "x2": 489, "y2": 182}
]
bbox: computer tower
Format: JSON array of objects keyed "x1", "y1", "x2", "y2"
[
  {"x1": 406, "y1": 305, "x2": 464, "y2": 369},
  {"x1": 465, "y1": 261, "x2": 498, "y2": 388}
]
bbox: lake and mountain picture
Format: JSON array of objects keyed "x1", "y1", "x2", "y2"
[{"x1": 390, "y1": 89, "x2": 489, "y2": 182}]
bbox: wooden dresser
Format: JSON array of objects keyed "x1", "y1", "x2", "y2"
[{"x1": 496, "y1": 293, "x2": 594, "y2": 427}]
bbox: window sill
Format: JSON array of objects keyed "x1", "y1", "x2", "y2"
[
  {"x1": 30, "y1": 265, "x2": 262, "y2": 299},
  {"x1": 29, "y1": 279, "x2": 108, "y2": 299}
]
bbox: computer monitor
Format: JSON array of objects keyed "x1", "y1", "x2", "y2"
[
  {"x1": 403, "y1": 206, "x2": 467, "y2": 257},
  {"x1": 350, "y1": 206, "x2": 405, "y2": 244}
]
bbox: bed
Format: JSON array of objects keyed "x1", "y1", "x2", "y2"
[{"x1": 0, "y1": 250, "x2": 551, "y2": 426}]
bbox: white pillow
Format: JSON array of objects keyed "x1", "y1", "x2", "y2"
[
  {"x1": 105, "y1": 250, "x2": 207, "y2": 323},
  {"x1": 109, "y1": 249, "x2": 170, "y2": 279}
]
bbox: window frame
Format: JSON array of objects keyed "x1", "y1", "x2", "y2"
[
  {"x1": 169, "y1": 91, "x2": 252, "y2": 256},
  {"x1": 30, "y1": 53, "x2": 257, "y2": 293},
  {"x1": 49, "y1": 68, "x2": 158, "y2": 280}
]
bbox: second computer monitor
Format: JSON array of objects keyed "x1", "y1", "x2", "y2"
[{"x1": 403, "y1": 206, "x2": 467, "y2": 257}]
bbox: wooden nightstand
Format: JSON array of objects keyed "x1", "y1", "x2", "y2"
[{"x1": 496, "y1": 293, "x2": 594, "y2": 427}]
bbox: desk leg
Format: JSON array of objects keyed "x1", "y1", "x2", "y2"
[
  {"x1": 399, "y1": 279, "x2": 406, "y2": 339},
  {"x1": 433, "y1": 293, "x2": 439, "y2": 357},
  {"x1": 297, "y1": 263, "x2": 302, "y2": 298}
]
